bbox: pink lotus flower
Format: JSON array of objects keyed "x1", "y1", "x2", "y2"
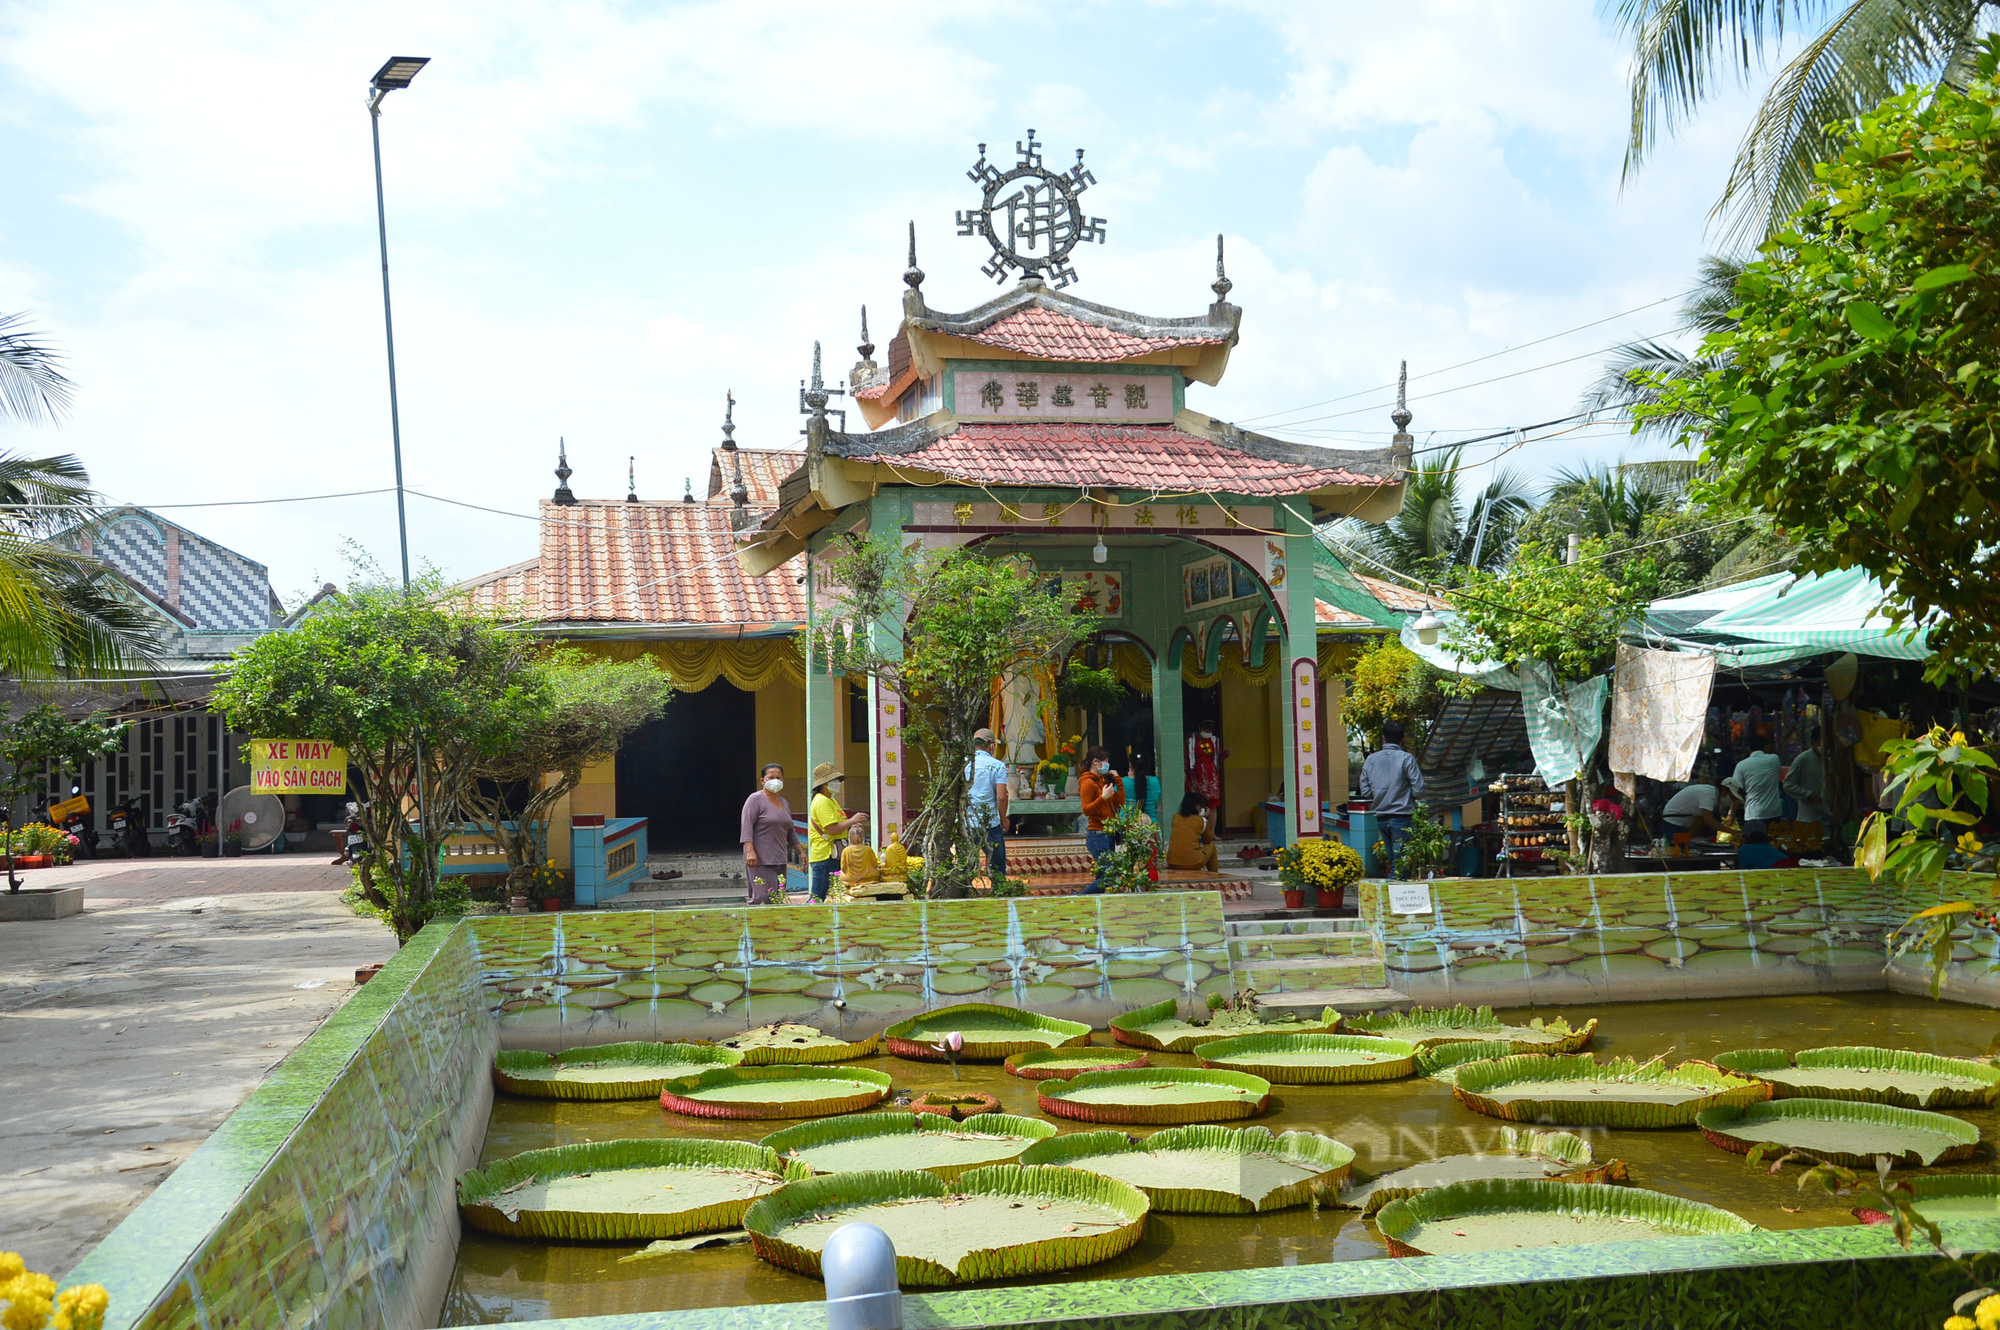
[{"x1": 932, "y1": 1029, "x2": 965, "y2": 1077}]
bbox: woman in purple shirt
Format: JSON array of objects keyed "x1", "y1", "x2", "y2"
[{"x1": 740, "y1": 762, "x2": 798, "y2": 906}]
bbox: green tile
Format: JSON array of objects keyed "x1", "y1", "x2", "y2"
[
  {"x1": 1653, "y1": 1257, "x2": 1853, "y2": 1328},
  {"x1": 1435, "y1": 1273, "x2": 1649, "y2": 1330}
]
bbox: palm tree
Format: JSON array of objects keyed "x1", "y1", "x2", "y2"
[
  {"x1": 0, "y1": 314, "x2": 159, "y2": 679},
  {"x1": 1541, "y1": 460, "x2": 1700, "y2": 539},
  {"x1": 1327, "y1": 445, "x2": 1537, "y2": 585},
  {"x1": 1582, "y1": 254, "x2": 1745, "y2": 440},
  {"x1": 1611, "y1": 0, "x2": 1993, "y2": 245}
]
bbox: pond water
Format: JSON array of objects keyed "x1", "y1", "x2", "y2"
[{"x1": 440, "y1": 990, "x2": 2000, "y2": 1324}]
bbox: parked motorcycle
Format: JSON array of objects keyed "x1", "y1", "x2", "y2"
[
  {"x1": 166, "y1": 793, "x2": 215, "y2": 857},
  {"x1": 106, "y1": 796, "x2": 150, "y2": 858},
  {"x1": 44, "y1": 786, "x2": 97, "y2": 859}
]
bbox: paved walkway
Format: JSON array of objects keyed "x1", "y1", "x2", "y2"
[{"x1": 0, "y1": 855, "x2": 392, "y2": 1277}]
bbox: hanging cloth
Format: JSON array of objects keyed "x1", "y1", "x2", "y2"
[
  {"x1": 1606, "y1": 644, "x2": 1716, "y2": 796},
  {"x1": 1517, "y1": 660, "x2": 1610, "y2": 786}
]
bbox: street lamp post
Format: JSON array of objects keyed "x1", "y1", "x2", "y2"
[
  {"x1": 367, "y1": 56, "x2": 433, "y2": 857},
  {"x1": 367, "y1": 56, "x2": 428, "y2": 592}
]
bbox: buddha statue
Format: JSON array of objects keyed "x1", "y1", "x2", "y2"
[
  {"x1": 841, "y1": 839, "x2": 881, "y2": 886},
  {"x1": 881, "y1": 830, "x2": 909, "y2": 881}
]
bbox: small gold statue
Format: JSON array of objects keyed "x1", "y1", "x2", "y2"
[
  {"x1": 881, "y1": 830, "x2": 909, "y2": 881},
  {"x1": 841, "y1": 839, "x2": 881, "y2": 885}
]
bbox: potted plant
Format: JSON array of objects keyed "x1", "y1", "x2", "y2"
[
  {"x1": 531, "y1": 861, "x2": 569, "y2": 912},
  {"x1": 1096, "y1": 804, "x2": 1161, "y2": 894},
  {"x1": 1274, "y1": 837, "x2": 1363, "y2": 911}
]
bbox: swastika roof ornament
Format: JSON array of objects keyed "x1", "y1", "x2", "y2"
[{"x1": 956, "y1": 130, "x2": 1106, "y2": 289}]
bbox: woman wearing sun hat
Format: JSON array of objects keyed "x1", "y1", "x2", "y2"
[{"x1": 807, "y1": 761, "x2": 867, "y2": 902}]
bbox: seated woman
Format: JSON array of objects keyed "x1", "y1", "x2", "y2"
[
  {"x1": 1734, "y1": 826, "x2": 1795, "y2": 871},
  {"x1": 1166, "y1": 792, "x2": 1220, "y2": 873}
]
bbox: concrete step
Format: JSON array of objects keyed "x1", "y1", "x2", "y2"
[
  {"x1": 1257, "y1": 987, "x2": 1406, "y2": 1016},
  {"x1": 602, "y1": 878, "x2": 745, "y2": 911},
  {"x1": 1234, "y1": 953, "x2": 1381, "y2": 974}
]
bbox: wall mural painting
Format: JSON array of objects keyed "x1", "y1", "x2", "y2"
[{"x1": 467, "y1": 894, "x2": 1244, "y2": 1053}]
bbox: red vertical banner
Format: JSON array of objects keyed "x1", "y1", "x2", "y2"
[
  {"x1": 873, "y1": 681, "x2": 905, "y2": 847},
  {"x1": 1290, "y1": 658, "x2": 1321, "y2": 839}
]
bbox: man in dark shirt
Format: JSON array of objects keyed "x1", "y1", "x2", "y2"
[{"x1": 1360, "y1": 720, "x2": 1425, "y2": 877}]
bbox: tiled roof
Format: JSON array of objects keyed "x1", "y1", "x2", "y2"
[
  {"x1": 1316, "y1": 599, "x2": 1374, "y2": 627},
  {"x1": 1355, "y1": 574, "x2": 1448, "y2": 612},
  {"x1": 954, "y1": 306, "x2": 1227, "y2": 362},
  {"x1": 705, "y1": 448, "x2": 801, "y2": 507},
  {"x1": 842, "y1": 422, "x2": 1387, "y2": 495},
  {"x1": 539, "y1": 501, "x2": 805, "y2": 626},
  {"x1": 456, "y1": 558, "x2": 540, "y2": 617}
]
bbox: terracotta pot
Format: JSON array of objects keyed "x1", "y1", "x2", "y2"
[
  {"x1": 16, "y1": 855, "x2": 50, "y2": 869},
  {"x1": 1282, "y1": 887, "x2": 1305, "y2": 909},
  {"x1": 542, "y1": 898, "x2": 561, "y2": 912},
  {"x1": 1316, "y1": 885, "x2": 1345, "y2": 910}
]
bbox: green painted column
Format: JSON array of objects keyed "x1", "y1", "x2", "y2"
[
  {"x1": 1281, "y1": 506, "x2": 1325, "y2": 841},
  {"x1": 863, "y1": 489, "x2": 909, "y2": 851},
  {"x1": 1151, "y1": 640, "x2": 1185, "y2": 827},
  {"x1": 802, "y1": 543, "x2": 838, "y2": 817}
]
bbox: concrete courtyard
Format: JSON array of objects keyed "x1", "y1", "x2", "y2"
[{"x1": 0, "y1": 855, "x2": 396, "y2": 1276}]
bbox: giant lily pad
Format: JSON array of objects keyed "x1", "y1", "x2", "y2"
[
  {"x1": 1695, "y1": 1098, "x2": 1981, "y2": 1168},
  {"x1": 1018, "y1": 1125, "x2": 1352, "y2": 1213},
  {"x1": 1348, "y1": 1004, "x2": 1595, "y2": 1054},
  {"x1": 1197, "y1": 1033, "x2": 1418, "y2": 1085},
  {"x1": 1453, "y1": 1054, "x2": 1770, "y2": 1127},
  {"x1": 1005, "y1": 1047, "x2": 1149, "y2": 1080},
  {"x1": 1374, "y1": 1179, "x2": 1752, "y2": 1256},
  {"x1": 759, "y1": 1112, "x2": 1054, "y2": 1182},
  {"x1": 1905, "y1": 1174, "x2": 2000, "y2": 1220},
  {"x1": 457, "y1": 1138, "x2": 809, "y2": 1241},
  {"x1": 1414, "y1": 1040, "x2": 1517, "y2": 1085},
  {"x1": 660, "y1": 1065, "x2": 893, "y2": 1120},
  {"x1": 743, "y1": 1165, "x2": 1148, "y2": 1287},
  {"x1": 1038, "y1": 1067, "x2": 1272, "y2": 1125},
  {"x1": 491, "y1": 1042, "x2": 742, "y2": 1101},
  {"x1": 882, "y1": 1004, "x2": 1092, "y2": 1061},
  {"x1": 1713, "y1": 1047, "x2": 2000, "y2": 1110},
  {"x1": 1339, "y1": 1129, "x2": 1625, "y2": 1214},
  {"x1": 716, "y1": 1022, "x2": 881, "y2": 1066},
  {"x1": 1108, "y1": 997, "x2": 1337, "y2": 1054}
]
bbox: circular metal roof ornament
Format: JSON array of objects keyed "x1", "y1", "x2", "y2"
[{"x1": 955, "y1": 130, "x2": 1107, "y2": 289}]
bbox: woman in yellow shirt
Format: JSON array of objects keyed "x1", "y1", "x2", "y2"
[
  {"x1": 807, "y1": 762, "x2": 867, "y2": 902},
  {"x1": 1165, "y1": 792, "x2": 1220, "y2": 873}
]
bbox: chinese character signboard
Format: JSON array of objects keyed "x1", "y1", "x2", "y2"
[
  {"x1": 250, "y1": 740, "x2": 349, "y2": 795},
  {"x1": 949, "y1": 368, "x2": 1173, "y2": 423}
]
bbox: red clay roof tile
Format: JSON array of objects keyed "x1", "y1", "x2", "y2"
[{"x1": 956, "y1": 306, "x2": 1226, "y2": 362}]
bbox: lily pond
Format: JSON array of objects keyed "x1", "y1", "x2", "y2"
[{"x1": 440, "y1": 990, "x2": 2000, "y2": 1324}]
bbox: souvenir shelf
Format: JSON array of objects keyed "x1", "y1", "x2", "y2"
[{"x1": 1493, "y1": 773, "x2": 1565, "y2": 878}]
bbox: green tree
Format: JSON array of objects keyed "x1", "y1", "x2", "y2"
[
  {"x1": 1612, "y1": 0, "x2": 1992, "y2": 244},
  {"x1": 822, "y1": 540, "x2": 1096, "y2": 897},
  {"x1": 1639, "y1": 45, "x2": 2000, "y2": 679},
  {"x1": 1446, "y1": 541, "x2": 1657, "y2": 682},
  {"x1": 460, "y1": 651, "x2": 674, "y2": 899},
  {"x1": 1340, "y1": 638, "x2": 1456, "y2": 751},
  {"x1": 214, "y1": 575, "x2": 549, "y2": 941},
  {"x1": 1584, "y1": 255, "x2": 1746, "y2": 440},
  {"x1": 1326, "y1": 445, "x2": 1535, "y2": 584},
  {"x1": 0, "y1": 704, "x2": 124, "y2": 888}
]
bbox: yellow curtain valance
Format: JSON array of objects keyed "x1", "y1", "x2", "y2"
[
  {"x1": 578, "y1": 636, "x2": 805, "y2": 692},
  {"x1": 1108, "y1": 638, "x2": 1361, "y2": 692},
  {"x1": 1181, "y1": 643, "x2": 1284, "y2": 689}
]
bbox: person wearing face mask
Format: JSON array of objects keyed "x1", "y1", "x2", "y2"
[
  {"x1": 806, "y1": 761, "x2": 867, "y2": 903},
  {"x1": 740, "y1": 762, "x2": 798, "y2": 906},
  {"x1": 1079, "y1": 745, "x2": 1125, "y2": 895}
]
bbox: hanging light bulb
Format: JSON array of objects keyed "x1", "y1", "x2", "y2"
[
  {"x1": 1412, "y1": 607, "x2": 1444, "y2": 646},
  {"x1": 1093, "y1": 536, "x2": 1108, "y2": 563}
]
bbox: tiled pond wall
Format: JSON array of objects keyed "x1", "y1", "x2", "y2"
[
  {"x1": 1357, "y1": 868, "x2": 2000, "y2": 1007},
  {"x1": 60, "y1": 874, "x2": 2000, "y2": 1330}
]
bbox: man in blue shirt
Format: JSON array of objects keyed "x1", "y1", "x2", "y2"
[
  {"x1": 966, "y1": 728, "x2": 1011, "y2": 881},
  {"x1": 1360, "y1": 719, "x2": 1425, "y2": 877}
]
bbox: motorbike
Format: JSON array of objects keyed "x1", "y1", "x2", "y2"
[
  {"x1": 106, "y1": 796, "x2": 150, "y2": 858},
  {"x1": 166, "y1": 793, "x2": 215, "y2": 857},
  {"x1": 44, "y1": 786, "x2": 97, "y2": 859}
]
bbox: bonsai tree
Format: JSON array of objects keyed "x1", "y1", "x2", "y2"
[
  {"x1": 459, "y1": 651, "x2": 673, "y2": 902},
  {"x1": 821, "y1": 537, "x2": 1096, "y2": 897}
]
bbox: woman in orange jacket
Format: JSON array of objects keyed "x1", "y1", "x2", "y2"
[{"x1": 1079, "y1": 745, "x2": 1125, "y2": 895}]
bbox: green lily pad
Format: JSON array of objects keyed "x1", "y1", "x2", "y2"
[
  {"x1": 1004, "y1": 1047, "x2": 1149, "y2": 1080},
  {"x1": 1375, "y1": 1179, "x2": 1751, "y2": 1256},
  {"x1": 1109, "y1": 996, "x2": 1337, "y2": 1053},
  {"x1": 660, "y1": 1066, "x2": 893, "y2": 1120},
  {"x1": 1711, "y1": 1045, "x2": 2000, "y2": 1110},
  {"x1": 458, "y1": 1138, "x2": 808, "y2": 1241},
  {"x1": 1348, "y1": 1005, "x2": 1595, "y2": 1054},
  {"x1": 1696, "y1": 1097, "x2": 1981, "y2": 1168},
  {"x1": 1038, "y1": 1067, "x2": 1272, "y2": 1125},
  {"x1": 1020, "y1": 1125, "x2": 1353, "y2": 1213},
  {"x1": 714, "y1": 1023, "x2": 880, "y2": 1066},
  {"x1": 492, "y1": 1042, "x2": 740, "y2": 1100},
  {"x1": 1198, "y1": 1033, "x2": 1418, "y2": 1084},
  {"x1": 1907, "y1": 1174, "x2": 2000, "y2": 1220},
  {"x1": 1453, "y1": 1054, "x2": 1770, "y2": 1127},
  {"x1": 1339, "y1": 1129, "x2": 1614, "y2": 1214},
  {"x1": 884, "y1": 1004, "x2": 1092, "y2": 1061},
  {"x1": 759, "y1": 1112, "x2": 1055, "y2": 1182}
]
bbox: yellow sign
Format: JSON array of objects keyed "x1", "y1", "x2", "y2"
[
  {"x1": 250, "y1": 739, "x2": 348, "y2": 795},
  {"x1": 48, "y1": 794, "x2": 89, "y2": 821}
]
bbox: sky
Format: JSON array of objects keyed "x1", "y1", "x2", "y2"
[{"x1": 0, "y1": 0, "x2": 1772, "y2": 605}]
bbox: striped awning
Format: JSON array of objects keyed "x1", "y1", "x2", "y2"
[{"x1": 1690, "y1": 567, "x2": 1930, "y2": 661}]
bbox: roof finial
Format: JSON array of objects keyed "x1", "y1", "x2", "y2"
[
  {"x1": 1391, "y1": 361, "x2": 1413, "y2": 434},
  {"x1": 857, "y1": 305, "x2": 874, "y2": 362},
  {"x1": 682, "y1": 476, "x2": 694, "y2": 503},
  {"x1": 720, "y1": 389, "x2": 737, "y2": 451},
  {"x1": 626, "y1": 455, "x2": 638, "y2": 503},
  {"x1": 804, "y1": 341, "x2": 828, "y2": 410},
  {"x1": 1211, "y1": 233, "x2": 1232, "y2": 301},
  {"x1": 552, "y1": 437, "x2": 576, "y2": 505},
  {"x1": 903, "y1": 220, "x2": 924, "y2": 290}
]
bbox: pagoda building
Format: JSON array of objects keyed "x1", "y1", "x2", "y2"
[{"x1": 739, "y1": 135, "x2": 1411, "y2": 850}]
